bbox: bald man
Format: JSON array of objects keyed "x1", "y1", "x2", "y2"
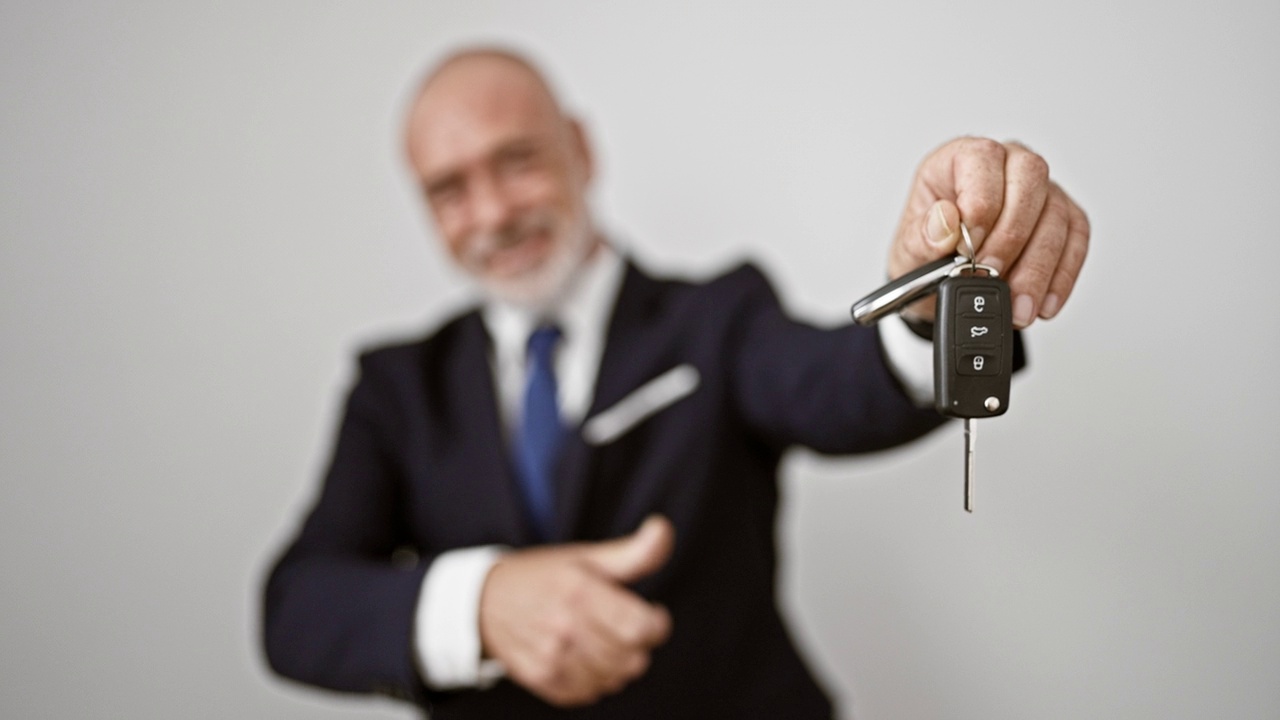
[{"x1": 263, "y1": 49, "x2": 1089, "y2": 719}]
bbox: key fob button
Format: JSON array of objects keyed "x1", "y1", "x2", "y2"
[
  {"x1": 959, "y1": 318, "x2": 1001, "y2": 345},
  {"x1": 957, "y1": 352, "x2": 1000, "y2": 376},
  {"x1": 958, "y1": 289, "x2": 1000, "y2": 317}
]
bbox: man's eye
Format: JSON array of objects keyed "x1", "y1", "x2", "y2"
[
  {"x1": 499, "y1": 149, "x2": 538, "y2": 173},
  {"x1": 427, "y1": 181, "x2": 463, "y2": 205}
]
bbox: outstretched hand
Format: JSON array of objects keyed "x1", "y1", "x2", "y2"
[
  {"x1": 889, "y1": 137, "x2": 1090, "y2": 328},
  {"x1": 478, "y1": 515, "x2": 675, "y2": 707}
]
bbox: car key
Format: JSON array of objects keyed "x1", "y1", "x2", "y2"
[
  {"x1": 935, "y1": 251, "x2": 1012, "y2": 512},
  {"x1": 850, "y1": 223, "x2": 1013, "y2": 512}
]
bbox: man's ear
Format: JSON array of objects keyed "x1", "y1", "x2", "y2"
[{"x1": 567, "y1": 117, "x2": 594, "y2": 185}]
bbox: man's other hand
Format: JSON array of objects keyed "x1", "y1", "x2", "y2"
[
  {"x1": 478, "y1": 515, "x2": 675, "y2": 707},
  {"x1": 889, "y1": 137, "x2": 1090, "y2": 328}
]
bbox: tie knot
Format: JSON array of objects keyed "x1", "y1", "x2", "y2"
[{"x1": 526, "y1": 324, "x2": 562, "y2": 361}]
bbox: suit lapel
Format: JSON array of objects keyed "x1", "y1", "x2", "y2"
[
  {"x1": 442, "y1": 312, "x2": 538, "y2": 546},
  {"x1": 551, "y1": 262, "x2": 670, "y2": 542}
]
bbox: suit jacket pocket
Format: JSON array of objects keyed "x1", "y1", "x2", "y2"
[{"x1": 581, "y1": 364, "x2": 700, "y2": 446}]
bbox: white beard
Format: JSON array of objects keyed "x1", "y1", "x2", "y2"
[{"x1": 463, "y1": 206, "x2": 596, "y2": 313}]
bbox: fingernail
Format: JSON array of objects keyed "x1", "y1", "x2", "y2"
[
  {"x1": 927, "y1": 204, "x2": 953, "y2": 248},
  {"x1": 1040, "y1": 293, "x2": 1061, "y2": 319},
  {"x1": 1013, "y1": 294, "x2": 1035, "y2": 328}
]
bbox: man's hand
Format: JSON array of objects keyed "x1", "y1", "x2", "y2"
[
  {"x1": 478, "y1": 515, "x2": 675, "y2": 707},
  {"x1": 889, "y1": 137, "x2": 1090, "y2": 328}
]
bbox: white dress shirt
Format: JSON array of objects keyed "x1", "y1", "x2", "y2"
[{"x1": 414, "y1": 244, "x2": 934, "y2": 689}]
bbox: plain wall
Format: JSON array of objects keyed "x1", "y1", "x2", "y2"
[{"x1": 2, "y1": 1, "x2": 1277, "y2": 718}]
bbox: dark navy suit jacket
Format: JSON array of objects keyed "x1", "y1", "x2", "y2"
[{"x1": 263, "y1": 261, "x2": 953, "y2": 719}]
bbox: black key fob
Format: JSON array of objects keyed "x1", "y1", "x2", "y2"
[{"x1": 935, "y1": 272, "x2": 1012, "y2": 418}]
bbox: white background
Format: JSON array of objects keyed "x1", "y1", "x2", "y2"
[{"x1": 2, "y1": 2, "x2": 1277, "y2": 718}]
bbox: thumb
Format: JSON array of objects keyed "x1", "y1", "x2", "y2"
[
  {"x1": 931, "y1": 198, "x2": 962, "y2": 252},
  {"x1": 924, "y1": 199, "x2": 961, "y2": 255},
  {"x1": 580, "y1": 515, "x2": 675, "y2": 584},
  {"x1": 890, "y1": 199, "x2": 960, "y2": 279}
]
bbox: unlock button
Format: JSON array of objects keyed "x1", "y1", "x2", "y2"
[{"x1": 959, "y1": 289, "x2": 1001, "y2": 318}]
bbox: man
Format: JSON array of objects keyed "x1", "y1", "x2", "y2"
[{"x1": 262, "y1": 48, "x2": 1089, "y2": 719}]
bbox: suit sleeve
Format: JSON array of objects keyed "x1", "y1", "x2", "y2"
[
  {"x1": 726, "y1": 264, "x2": 948, "y2": 454},
  {"x1": 262, "y1": 352, "x2": 432, "y2": 705}
]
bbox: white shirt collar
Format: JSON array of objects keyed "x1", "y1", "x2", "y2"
[{"x1": 481, "y1": 243, "x2": 626, "y2": 428}]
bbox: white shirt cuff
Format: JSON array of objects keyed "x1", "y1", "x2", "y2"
[
  {"x1": 414, "y1": 545, "x2": 508, "y2": 689},
  {"x1": 878, "y1": 315, "x2": 935, "y2": 406}
]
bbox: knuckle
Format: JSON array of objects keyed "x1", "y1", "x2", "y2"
[
  {"x1": 1010, "y1": 254, "x2": 1061, "y2": 295},
  {"x1": 1056, "y1": 245, "x2": 1087, "y2": 288},
  {"x1": 1014, "y1": 245, "x2": 1058, "y2": 284},
  {"x1": 649, "y1": 606, "x2": 672, "y2": 641},
  {"x1": 657, "y1": 616, "x2": 673, "y2": 643},
  {"x1": 625, "y1": 651, "x2": 651, "y2": 680},
  {"x1": 550, "y1": 617, "x2": 576, "y2": 651},
  {"x1": 965, "y1": 136, "x2": 1005, "y2": 160},
  {"x1": 1014, "y1": 150, "x2": 1050, "y2": 183},
  {"x1": 1009, "y1": 272, "x2": 1050, "y2": 300},
  {"x1": 537, "y1": 624, "x2": 574, "y2": 666},
  {"x1": 1047, "y1": 186, "x2": 1069, "y2": 213},
  {"x1": 1040, "y1": 199, "x2": 1071, "y2": 238},
  {"x1": 1052, "y1": 265, "x2": 1081, "y2": 292},
  {"x1": 1073, "y1": 205, "x2": 1092, "y2": 239},
  {"x1": 525, "y1": 663, "x2": 559, "y2": 691},
  {"x1": 616, "y1": 616, "x2": 648, "y2": 646},
  {"x1": 600, "y1": 671, "x2": 628, "y2": 694},
  {"x1": 965, "y1": 195, "x2": 1001, "y2": 229}
]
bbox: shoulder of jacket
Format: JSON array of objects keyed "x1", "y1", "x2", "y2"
[
  {"x1": 633, "y1": 257, "x2": 775, "y2": 297},
  {"x1": 708, "y1": 260, "x2": 771, "y2": 290},
  {"x1": 689, "y1": 260, "x2": 780, "y2": 309},
  {"x1": 353, "y1": 307, "x2": 479, "y2": 373}
]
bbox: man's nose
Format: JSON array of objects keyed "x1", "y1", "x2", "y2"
[{"x1": 469, "y1": 173, "x2": 515, "y2": 235}]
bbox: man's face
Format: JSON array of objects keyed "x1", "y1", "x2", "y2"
[{"x1": 405, "y1": 56, "x2": 596, "y2": 309}]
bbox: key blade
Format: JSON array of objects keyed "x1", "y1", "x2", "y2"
[{"x1": 964, "y1": 419, "x2": 975, "y2": 513}]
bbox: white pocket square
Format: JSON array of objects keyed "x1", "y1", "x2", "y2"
[{"x1": 581, "y1": 364, "x2": 701, "y2": 446}]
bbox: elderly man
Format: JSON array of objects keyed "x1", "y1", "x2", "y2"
[{"x1": 263, "y1": 48, "x2": 1088, "y2": 719}]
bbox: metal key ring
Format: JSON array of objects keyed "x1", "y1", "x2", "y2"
[{"x1": 960, "y1": 222, "x2": 977, "y2": 270}]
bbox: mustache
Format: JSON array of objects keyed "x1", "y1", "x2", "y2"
[{"x1": 461, "y1": 210, "x2": 557, "y2": 269}]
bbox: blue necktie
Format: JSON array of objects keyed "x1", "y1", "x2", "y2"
[{"x1": 514, "y1": 325, "x2": 565, "y2": 540}]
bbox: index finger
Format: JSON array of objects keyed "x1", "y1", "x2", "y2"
[
  {"x1": 585, "y1": 579, "x2": 671, "y2": 650},
  {"x1": 920, "y1": 137, "x2": 1008, "y2": 247},
  {"x1": 974, "y1": 142, "x2": 1051, "y2": 275}
]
